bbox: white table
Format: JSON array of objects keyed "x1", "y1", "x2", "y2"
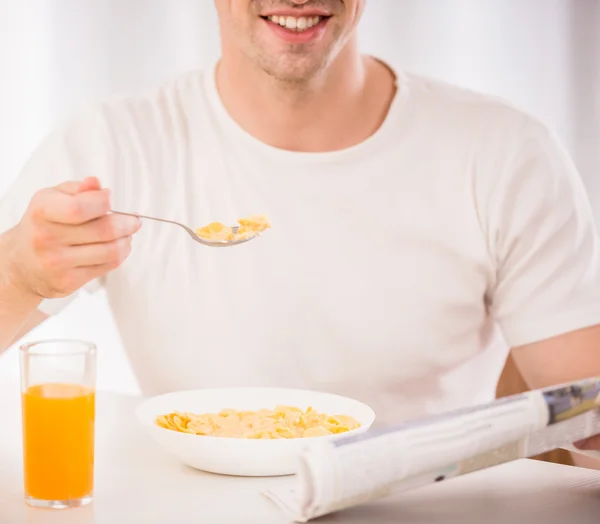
[{"x1": 2, "y1": 390, "x2": 600, "y2": 524}]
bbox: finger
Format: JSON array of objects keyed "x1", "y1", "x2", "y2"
[
  {"x1": 574, "y1": 435, "x2": 600, "y2": 451},
  {"x1": 74, "y1": 260, "x2": 128, "y2": 286},
  {"x1": 49, "y1": 213, "x2": 141, "y2": 246},
  {"x1": 55, "y1": 181, "x2": 82, "y2": 195},
  {"x1": 62, "y1": 259, "x2": 130, "y2": 294},
  {"x1": 65, "y1": 236, "x2": 133, "y2": 268},
  {"x1": 38, "y1": 188, "x2": 111, "y2": 225}
]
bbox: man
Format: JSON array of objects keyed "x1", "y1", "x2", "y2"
[{"x1": 1, "y1": 0, "x2": 599, "y2": 449}]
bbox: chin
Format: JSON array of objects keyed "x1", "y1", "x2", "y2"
[{"x1": 259, "y1": 55, "x2": 330, "y2": 83}]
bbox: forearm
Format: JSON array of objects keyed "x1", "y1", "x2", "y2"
[
  {"x1": 0, "y1": 229, "x2": 42, "y2": 352},
  {"x1": 511, "y1": 324, "x2": 600, "y2": 390}
]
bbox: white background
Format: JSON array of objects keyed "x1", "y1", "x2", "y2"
[{"x1": 1, "y1": 0, "x2": 599, "y2": 394}]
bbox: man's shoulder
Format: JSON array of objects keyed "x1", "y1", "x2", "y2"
[
  {"x1": 88, "y1": 68, "x2": 211, "y2": 124},
  {"x1": 37, "y1": 68, "x2": 215, "y2": 178},
  {"x1": 399, "y1": 68, "x2": 548, "y2": 138},
  {"x1": 52, "y1": 68, "x2": 212, "y2": 140}
]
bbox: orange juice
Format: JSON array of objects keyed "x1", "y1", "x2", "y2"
[{"x1": 22, "y1": 383, "x2": 95, "y2": 501}]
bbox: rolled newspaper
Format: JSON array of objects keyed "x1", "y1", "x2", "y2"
[{"x1": 264, "y1": 377, "x2": 600, "y2": 522}]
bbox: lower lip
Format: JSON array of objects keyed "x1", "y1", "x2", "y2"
[{"x1": 263, "y1": 18, "x2": 329, "y2": 44}]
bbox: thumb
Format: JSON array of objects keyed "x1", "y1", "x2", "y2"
[
  {"x1": 55, "y1": 177, "x2": 103, "y2": 196},
  {"x1": 77, "y1": 176, "x2": 102, "y2": 193}
]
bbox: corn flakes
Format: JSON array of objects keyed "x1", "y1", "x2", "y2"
[
  {"x1": 155, "y1": 405, "x2": 361, "y2": 439},
  {"x1": 196, "y1": 215, "x2": 271, "y2": 242}
]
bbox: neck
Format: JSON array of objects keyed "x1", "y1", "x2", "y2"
[{"x1": 215, "y1": 40, "x2": 393, "y2": 152}]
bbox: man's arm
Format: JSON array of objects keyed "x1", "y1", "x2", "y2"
[
  {"x1": 0, "y1": 291, "x2": 46, "y2": 353},
  {"x1": 0, "y1": 228, "x2": 43, "y2": 352},
  {"x1": 511, "y1": 323, "x2": 600, "y2": 389},
  {"x1": 0, "y1": 103, "x2": 138, "y2": 355},
  {"x1": 511, "y1": 324, "x2": 600, "y2": 453},
  {"x1": 478, "y1": 117, "x2": 600, "y2": 451},
  {"x1": 4, "y1": 309, "x2": 48, "y2": 352},
  {"x1": 0, "y1": 177, "x2": 140, "y2": 354}
]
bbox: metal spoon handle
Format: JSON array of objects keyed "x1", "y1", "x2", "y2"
[{"x1": 110, "y1": 209, "x2": 199, "y2": 238}]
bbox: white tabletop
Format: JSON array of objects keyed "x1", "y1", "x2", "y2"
[{"x1": 2, "y1": 390, "x2": 600, "y2": 524}]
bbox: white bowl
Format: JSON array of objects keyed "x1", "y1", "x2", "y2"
[{"x1": 135, "y1": 387, "x2": 375, "y2": 477}]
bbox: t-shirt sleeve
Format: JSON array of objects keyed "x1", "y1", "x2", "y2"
[
  {"x1": 0, "y1": 104, "x2": 115, "y2": 316},
  {"x1": 486, "y1": 119, "x2": 600, "y2": 347}
]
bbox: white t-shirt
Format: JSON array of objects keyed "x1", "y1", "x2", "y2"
[{"x1": 2, "y1": 62, "x2": 600, "y2": 426}]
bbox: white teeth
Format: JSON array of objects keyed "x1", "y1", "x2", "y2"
[{"x1": 268, "y1": 15, "x2": 322, "y2": 31}]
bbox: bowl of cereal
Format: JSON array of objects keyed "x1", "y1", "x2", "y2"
[{"x1": 135, "y1": 387, "x2": 375, "y2": 476}]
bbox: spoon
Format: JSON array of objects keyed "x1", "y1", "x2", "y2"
[{"x1": 110, "y1": 210, "x2": 263, "y2": 247}]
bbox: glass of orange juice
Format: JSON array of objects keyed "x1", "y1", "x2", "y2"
[{"x1": 20, "y1": 339, "x2": 96, "y2": 509}]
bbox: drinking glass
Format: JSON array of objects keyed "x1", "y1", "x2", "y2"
[{"x1": 20, "y1": 339, "x2": 96, "y2": 509}]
